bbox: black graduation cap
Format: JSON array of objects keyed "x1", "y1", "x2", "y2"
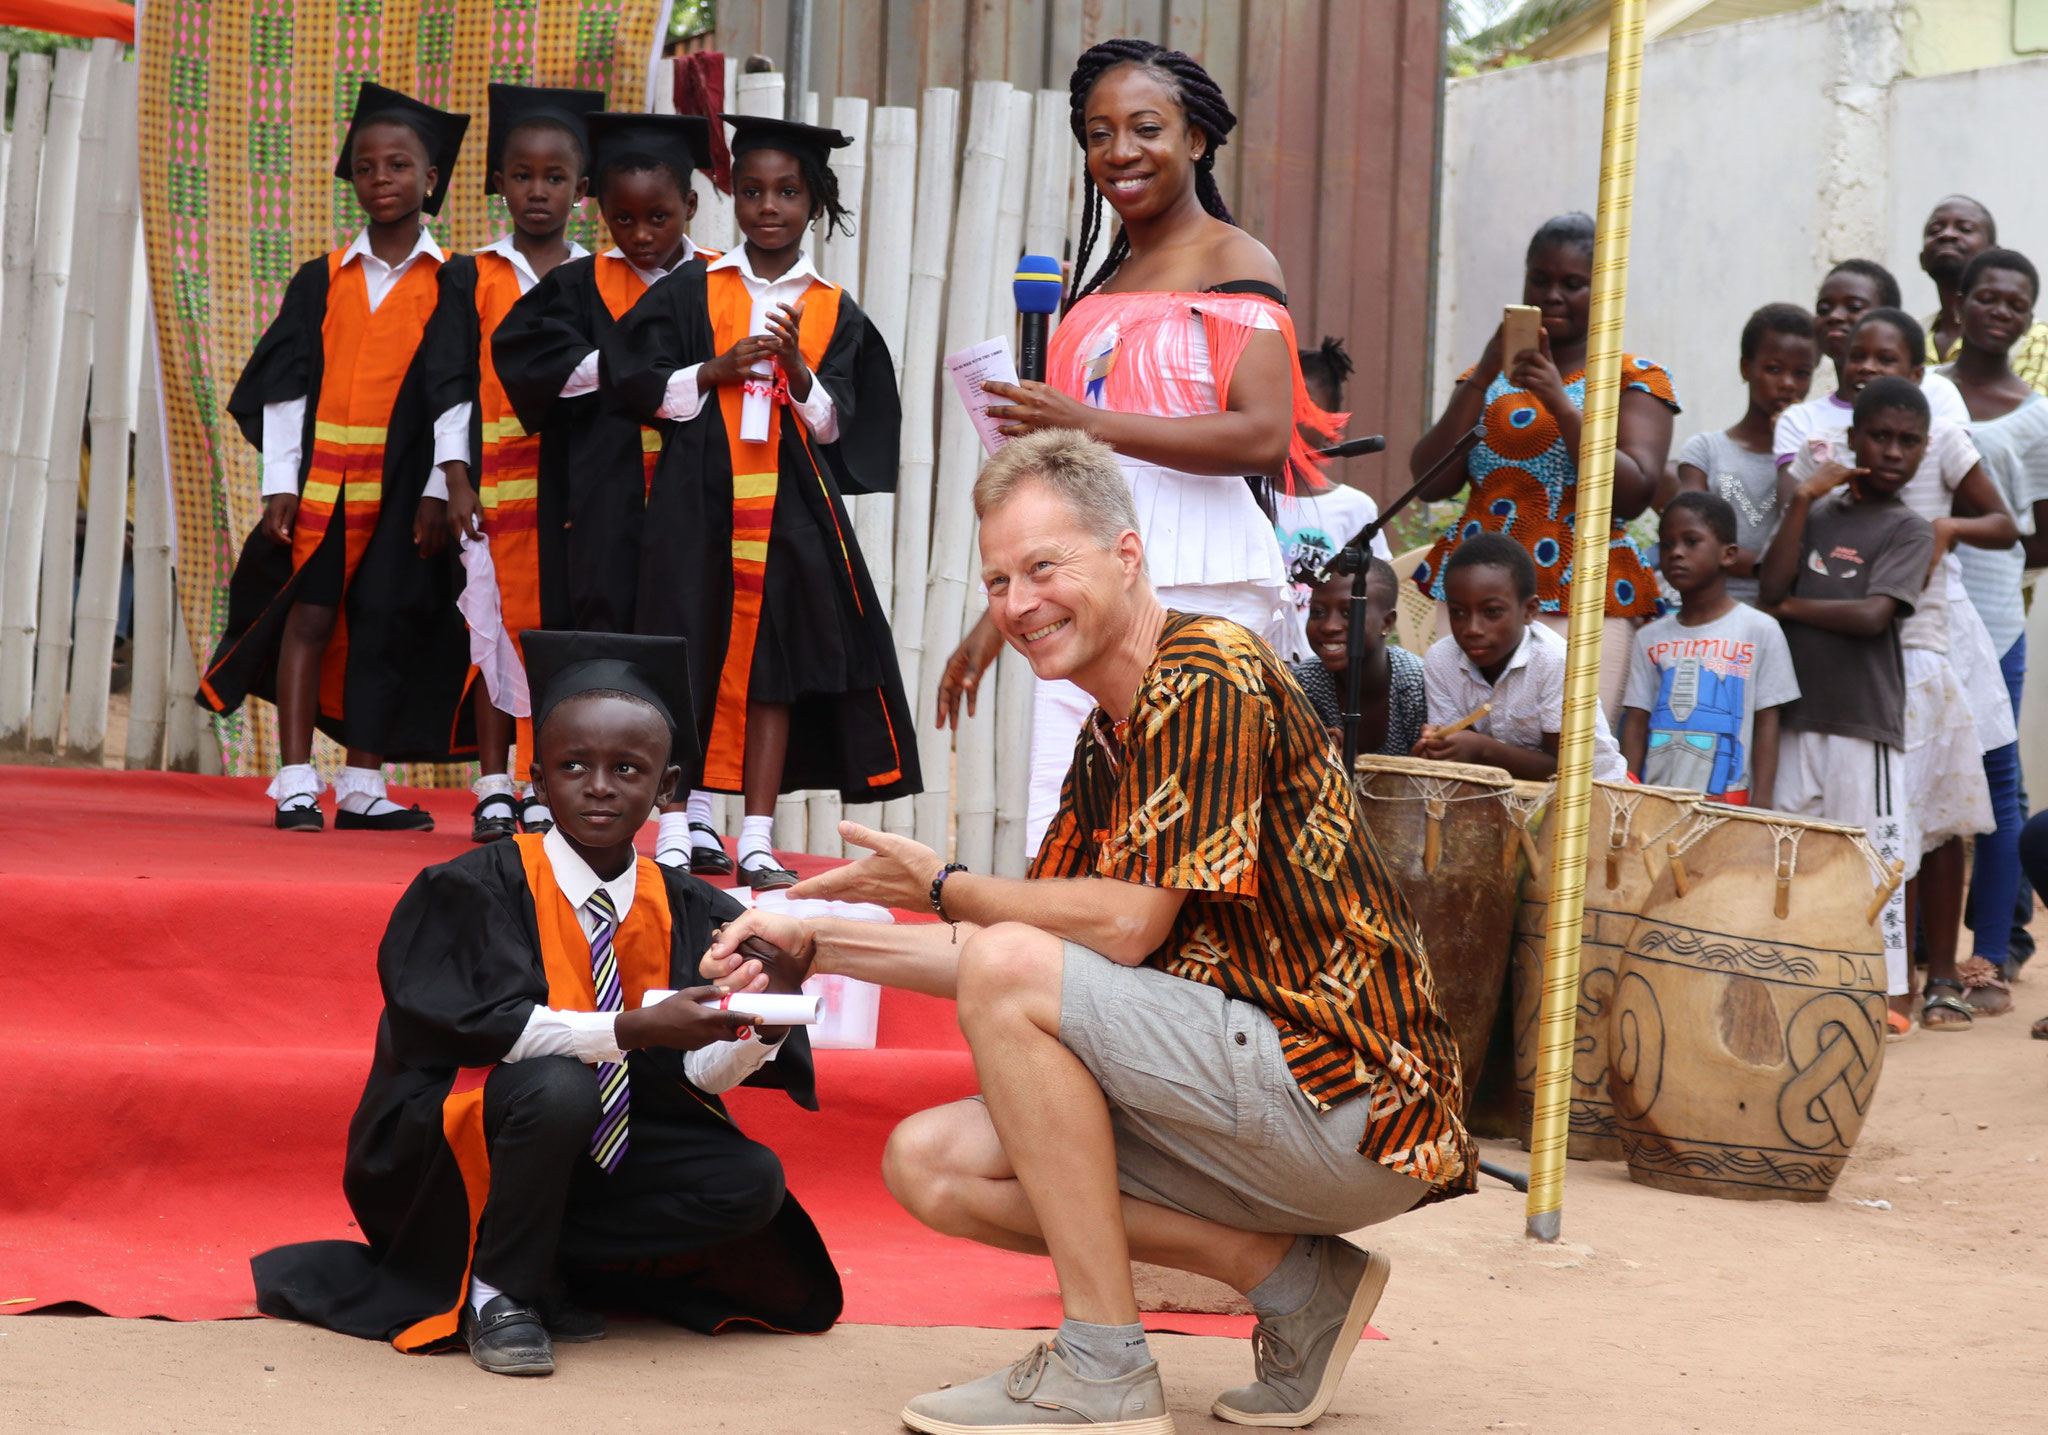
[
  {"x1": 522, "y1": 630, "x2": 699, "y2": 766},
  {"x1": 586, "y1": 112, "x2": 714, "y2": 186},
  {"x1": 333, "y1": 81, "x2": 470, "y2": 216},
  {"x1": 484, "y1": 83, "x2": 605, "y2": 194},
  {"x1": 721, "y1": 114, "x2": 853, "y2": 174}
]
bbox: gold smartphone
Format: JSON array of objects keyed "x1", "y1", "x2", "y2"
[{"x1": 1502, "y1": 304, "x2": 1543, "y2": 364}]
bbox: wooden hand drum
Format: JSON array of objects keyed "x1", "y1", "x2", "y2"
[
  {"x1": 1511, "y1": 780, "x2": 1701, "y2": 1159},
  {"x1": 1353, "y1": 755, "x2": 1521, "y2": 1113},
  {"x1": 1609, "y1": 806, "x2": 1901, "y2": 1202}
]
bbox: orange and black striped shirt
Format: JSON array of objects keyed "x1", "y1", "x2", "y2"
[{"x1": 1032, "y1": 612, "x2": 1476, "y2": 1199}]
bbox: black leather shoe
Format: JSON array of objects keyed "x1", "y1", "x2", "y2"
[
  {"x1": 460, "y1": 1295, "x2": 554, "y2": 1376},
  {"x1": 471, "y1": 794, "x2": 518, "y2": 843},
  {"x1": 274, "y1": 798, "x2": 324, "y2": 833},
  {"x1": 737, "y1": 855, "x2": 799, "y2": 891},
  {"x1": 516, "y1": 794, "x2": 554, "y2": 835},
  {"x1": 335, "y1": 803, "x2": 436, "y2": 832},
  {"x1": 687, "y1": 822, "x2": 734, "y2": 876},
  {"x1": 542, "y1": 1299, "x2": 606, "y2": 1343}
]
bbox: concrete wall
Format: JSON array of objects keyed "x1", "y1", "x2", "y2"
[{"x1": 1434, "y1": 8, "x2": 1835, "y2": 436}]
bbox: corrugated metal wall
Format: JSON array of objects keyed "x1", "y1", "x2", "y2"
[{"x1": 711, "y1": 0, "x2": 1446, "y2": 500}]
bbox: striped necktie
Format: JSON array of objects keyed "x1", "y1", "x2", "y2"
[{"x1": 585, "y1": 887, "x2": 629, "y2": 1173}]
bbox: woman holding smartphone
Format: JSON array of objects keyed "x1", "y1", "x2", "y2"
[{"x1": 1408, "y1": 212, "x2": 1681, "y2": 718}]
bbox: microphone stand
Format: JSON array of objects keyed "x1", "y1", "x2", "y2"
[{"x1": 1301, "y1": 425, "x2": 1483, "y2": 772}]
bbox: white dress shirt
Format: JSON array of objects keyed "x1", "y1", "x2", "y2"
[
  {"x1": 502, "y1": 826, "x2": 781, "y2": 1095},
  {"x1": 656, "y1": 246, "x2": 838, "y2": 441},
  {"x1": 1422, "y1": 621, "x2": 1628, "y2": 781},
  {"x1": 425, "y1": 234, "x2": 594, "y2": 499},
  {"x1": 260, "y1": 227, "x2": 445, "y2": 498}
]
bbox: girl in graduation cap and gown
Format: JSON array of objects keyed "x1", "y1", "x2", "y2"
[
  {"x1": 416, "y1": 83, "x2": 604, "y2": 843},
  {"x1": 202, "y1": 83, "x2": 476, "y2": 832},
  {"x1": 251, "y1": 631, "x2": 841, "y2": 1376},
  {"x1": 607, "y1": 115, "x2": 917, "y2": 889},
  {"x1": 489, "y1": 113, "x2": 717, "y2": 641}
]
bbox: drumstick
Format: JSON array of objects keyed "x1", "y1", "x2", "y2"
[{"x1": 1434, "y1": 701, "x2": 1492, "y2": 740}]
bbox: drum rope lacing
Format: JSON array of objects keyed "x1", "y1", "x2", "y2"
[{"x1": 1766, "y1": 821, "x2": 1805, "y2": 919}]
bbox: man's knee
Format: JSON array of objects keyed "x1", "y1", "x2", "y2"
[
  {"x1": 882, "y1": 1104, "x2": 990, "y2": 1234},
  {"x1": 485, "y1": 1056, "x2": 601, "y2": 1151},
  {"x1": 956, "y1": 922, "x2": 1062, "y2": 1025}
]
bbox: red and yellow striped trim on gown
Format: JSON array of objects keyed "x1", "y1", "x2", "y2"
[
  {"x1": 391, "y1": 836, "x2": 672, "y2": 1353},
  {"x1": 471, "y1": 251, "x2": 545, "y2": 761},
  {"x1": 699, "y1": 267, "x2": 841, "y2": 792},
  {"x1": 592, "y1": 253, "x2": 668, "y2": 497},
  {"x1": 293, "y1": 250, "x2": 441, "y2": 723}
]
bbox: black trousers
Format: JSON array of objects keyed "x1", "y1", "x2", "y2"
[{"x1": 471, "y1": 1055, "x2": 787, "y2": 1307}]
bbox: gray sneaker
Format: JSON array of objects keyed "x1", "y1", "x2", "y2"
[
  {"x1": 901, "y1": 1340, "x2": 1176, "y2": 1434},
  {"x1": 1211, "y1": 1241, "x2": 1391, "y2": 1427}
]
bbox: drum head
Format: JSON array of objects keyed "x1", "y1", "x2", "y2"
[{"x1": 1354, "y1": 754, "x2": 1514, "y2": 790}]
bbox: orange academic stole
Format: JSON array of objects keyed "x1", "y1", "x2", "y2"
[
  {"x1": 592, "y1": 253, "x2": 666, "y2": 496},
  {"x1": 699, "y1": 267, "x2": 840, "y2": 791},
  {"x1": 293, "y1": 249, "x2": 440, "y2": 720},
  {"x1": 392, "y1": 836, "x2": 672, "y2": 1353}
]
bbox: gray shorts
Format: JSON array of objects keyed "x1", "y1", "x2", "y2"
[{"x1": 1058, "y1": 942, "x2": 1430, "y2": 1235}]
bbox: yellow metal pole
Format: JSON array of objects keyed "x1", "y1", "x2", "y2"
[{"x1": 1525, "y1": 0, "x2": 1647, "y2": 1243}]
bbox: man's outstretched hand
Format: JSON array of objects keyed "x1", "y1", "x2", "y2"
[
  {"x1": 788, "y1": 821, "x2": 944, "y2": 910},
  {"x1": 700, "y1": 908, "x2": 815, "y2": 988}
]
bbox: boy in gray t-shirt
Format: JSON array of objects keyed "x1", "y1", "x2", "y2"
[
  {"x1": 1622, "y1": 494, "x2": 1800, "y2": 804},
  {"x1": 1673, "y1": 303, "x2": 1819, "y2": 604}
]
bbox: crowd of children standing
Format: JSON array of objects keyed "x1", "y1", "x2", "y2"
[
  {"x1": 198, "y1": 80, "x2": 917, "y2": 892},
  {"x1": 1334, "y1": 197, "x2": 2048, "y2": 1039}
]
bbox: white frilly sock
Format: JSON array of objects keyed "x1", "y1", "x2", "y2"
[
  {"x1": 738, "y1": 814, "x2": 775, "y2": 866},
  {"x1": 655, "y1": 809, "x2": 693, "y2": 867},
  {"x1": 334, "y1": 765, "x2": 404, "y2": 817}
]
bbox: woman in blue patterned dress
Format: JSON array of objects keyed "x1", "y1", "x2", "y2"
[{"x1": 1407, "y1": 213, "x2": 1681, "y2": 718}]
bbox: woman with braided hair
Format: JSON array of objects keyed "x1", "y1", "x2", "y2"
[{"x1": 938, "y1": 38, "x2": 1344, "y2": 854}]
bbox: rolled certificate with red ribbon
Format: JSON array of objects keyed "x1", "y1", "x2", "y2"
[{"x1": 639, "y1": 989, "x2": 824, "y2": 1025}]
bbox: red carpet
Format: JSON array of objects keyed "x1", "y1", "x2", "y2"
[{"x1": 0, "y1": 768, "x2": 1299, "y2": 1338}]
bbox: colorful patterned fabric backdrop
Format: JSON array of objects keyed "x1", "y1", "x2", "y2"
[{"x1": 137, "y1": 0, "x2": 667, "y2": 781}]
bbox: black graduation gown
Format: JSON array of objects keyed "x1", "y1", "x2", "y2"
[
  {"x1": 204, "y1": 256, "x2": 472, "y2": 760},
  {"x1": 249, "y1": 841, "x2": 841, "y2": 1344},
  {"x1": 603, "y1": 260, "x2": 921, "y2": 804},
  {"x1": 489, "y1": 256, "x2": 652, "y2": 634}
]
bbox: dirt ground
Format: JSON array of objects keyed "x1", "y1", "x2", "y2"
[{"x1": 5, "y1": 988, "x2": 2044, "y2": 1435}]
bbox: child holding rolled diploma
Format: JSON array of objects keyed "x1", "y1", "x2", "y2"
[
  {"x1": 418, "y1": 83, "x2": 604, "y2": 842},
  {"x1": 607, "y1": 114, "x2": 916, "y2": 889},
  {"x1": 249, "y1": 632, "x2": 840, "y2": 1377}
]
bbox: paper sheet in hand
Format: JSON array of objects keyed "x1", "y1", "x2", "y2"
[
  {"x1": 945, "y1": 336, "x2": 1020, "y2": 458},
  {"x1": 640, "y1": 990, "x2": 823, "y2": 1024}
]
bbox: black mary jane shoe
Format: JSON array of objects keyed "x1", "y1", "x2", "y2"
[
  {"x1": 516, "y1": 793, "x2": 554, "y2": 835},
  {"x1": 471, "y1": 793, "x2": 519, "y2": 843},
  {"x1": 274, "y1": 797, "x2": 324, "y2": 833},
  {"x1": 460, "y1": 1294, "x2": 554, "y2": 1376},
  {"x1": 542, "y1": 1298, "x2": 606, "y2": 1343},
  {"x1": 737, "y1": 855, "x2": 799, "y2": 892},
  {"x1": 335, "y1": 803, "x2": 436, "y2": 833},
  {"x1": 687, "y1": 821, "x2": 735, "y2": 877}
]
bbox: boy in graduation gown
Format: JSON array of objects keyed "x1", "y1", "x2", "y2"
[
  {"x1": 202, "y1": 82, "x2": 474, "y2": 832},
  {"x1": 250, "y1": 631, "x2": 842, "y2": 1377},
  {"x1": 605, "y1": 114, "x2": 917, "y2": 889},
  {"x1": 490, "y1": 113, "x2": 716, "y2": 641},
  {"x1": 416, "y1": 83, "x2": 604, "y2": 843}
]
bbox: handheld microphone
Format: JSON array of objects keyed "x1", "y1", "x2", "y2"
[
  {"x1": 1013, "y1": 254, "x2": 1064, "y2": 383},
  {"x1": 1315, "y1": 435, "x2": 1387, "y2": 459}
]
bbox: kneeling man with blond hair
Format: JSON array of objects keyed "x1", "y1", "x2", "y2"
[{"x1": 704, "y1": 429, "x2": 1474, "y2": 1433}]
